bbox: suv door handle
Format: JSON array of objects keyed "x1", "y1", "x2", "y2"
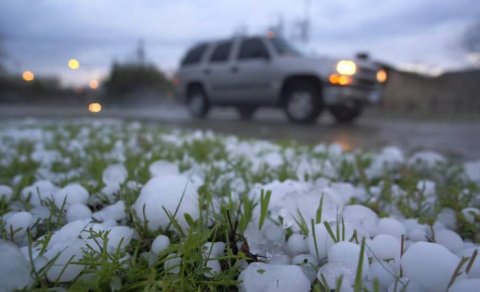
[
  {"x1": 203, "y1": 68, "x2": 211, "y2": 75},
  {"x1": 230, "y1": 66, "x2": 239, "y2": 73}
]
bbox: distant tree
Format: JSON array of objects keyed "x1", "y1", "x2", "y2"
[
  {"x1": 103, "y1": 62, "x2": 173, "y2": 105},
  {"x1": 0, "y1": 33, "x2": 6, "y2": 75},
  {"x1": 463, "y1": 20, "x2": 480, "y2": 66},
  {"x1": 464, "y1": 21, "x2": 480, "y2": 52}
]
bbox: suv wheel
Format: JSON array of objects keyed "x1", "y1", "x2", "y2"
[
  {"x1": 187, "y1": 86, "x2": 210, "y2": 118},
  {"x1": 236, "y1": 106, "x2": 256, "y2": 120},
  {"x1": 284, "y1": 81, "x2": 322, "y2": 123},
  {"x1": 329, "y1": 103, "x2": 362, "y2": 124}
]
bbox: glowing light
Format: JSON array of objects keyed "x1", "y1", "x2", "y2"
[
  {"x1": 338, "y1": 75, "x2": 352, "y2": 85},
  {"x1": 22, "y1": 71, "x2": 35, "y2": 81},
  {"x1": 329, "y1": 74, "x2": 339, "y2": 84},
  {"x1": 336, "y1": 60, "x2": 356, "y2": 75},
  {"x1": 266, "y1": 30, "x2": 275, "y2": 39},
  {"x1": 68, "y1": 59, "x2": 80, "y2": 70},
  {"x1": 88, "y1": 102, "x2": 102, "y2": 113},
  {"x1": 376, "y1": 69, "x2": 387, "y2": 83},
  {"x1": 88, "y1": 79, "x2": 99, "y2": 90}
]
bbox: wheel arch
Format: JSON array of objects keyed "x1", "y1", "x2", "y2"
[{"x1": 278, "y1": 75, "x2": 323, "y2": 106}]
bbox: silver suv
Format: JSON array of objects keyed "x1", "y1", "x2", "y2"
[{"x1": 175, "y1": 35, "x2": 386, "y2": 123}]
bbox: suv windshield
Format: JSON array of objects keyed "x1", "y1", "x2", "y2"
[{"x1": 270, "y1": 37, "x2": 302, "y2": 56}]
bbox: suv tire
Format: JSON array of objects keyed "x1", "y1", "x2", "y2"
[
  {"x1": 236, "y1": 106, "x2": 257, "y2": 120},
  {"x1": 187, "y1": 86, "x2": 210, "y2": 118},
  {"x1": 284, "y1": 81, "x2": 322, "y2": 124},
  {"x1": 329, "y1": 103, "x2": 362, "y2": 124}
]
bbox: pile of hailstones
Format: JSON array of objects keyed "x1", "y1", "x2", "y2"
[{"x1": 1, "y1": 158, "x2": 480, "y2": 292}]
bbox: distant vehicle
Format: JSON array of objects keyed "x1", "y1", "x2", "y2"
[{"x1": 175, "y1": 35, "x2": 387, "y2": 123}]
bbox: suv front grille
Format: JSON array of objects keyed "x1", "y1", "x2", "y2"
[{"x1": 355, "y1": 66, "x2": 378, "y2": 89}]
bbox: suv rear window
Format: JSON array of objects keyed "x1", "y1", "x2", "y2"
[
  {"x1": 181, "y1": 44, "x2": 208, "y2": 66},
  {"x1": 210, "y1": 41, "x2": 233, "y2": 62},
  {"x1": 238, "y1": 38, "x2": 269, "y2": 60}
]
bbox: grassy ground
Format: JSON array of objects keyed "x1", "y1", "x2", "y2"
[{"x1": 0, "y1": 119, "x2": 479, "y2": 291}]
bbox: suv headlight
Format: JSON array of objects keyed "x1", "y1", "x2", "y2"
[
  {"x1": 336, "y1": 60, "x2": 356, "y2": 75},
  {"x1": 376, "y1": 69, "x2": 387, "y2": 83}
]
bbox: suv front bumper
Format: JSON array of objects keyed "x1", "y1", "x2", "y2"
[{"x1": 323, "y1": 85, "x2": 383, "y2": 106}]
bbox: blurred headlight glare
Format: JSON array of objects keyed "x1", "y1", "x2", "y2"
[
  {"x1": 377, "y1": 69, "x2": 387, "y2": 83},
  {"x1": 336, "y1": 60, "x2": 356, "y2": 75}
]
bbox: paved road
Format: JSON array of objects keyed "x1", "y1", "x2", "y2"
[{"x1": 1, "y1": 103, "x2": 479, "y2": 161}]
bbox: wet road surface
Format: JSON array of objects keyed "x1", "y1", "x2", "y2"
[{"x1": 1, "y1": 103, "x2": 479, "y2": 161}]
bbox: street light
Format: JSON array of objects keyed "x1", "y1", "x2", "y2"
[
  {"x1": 68, "y1": 59, "x2": 80, "y2": 70},
  {"x1": 88, "y1": 102, "x2": 102, "y2": 113},
  {"x1": 22, "y1": 71, "x2": 35, "y2": 81},
  {"x1": 88, "y1": 79, "x2": 99, "y2": 90}
]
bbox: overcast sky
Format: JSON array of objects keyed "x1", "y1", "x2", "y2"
[{"x1": 1, "y1": 0, "x2": 479, "y2": 86}]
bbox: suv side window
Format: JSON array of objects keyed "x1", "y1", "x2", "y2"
[
  {"x1": 238, "y1": 38, "x2": 269, "y2": 60},
  {"x1": 210, "y1": 41, "x2": 233, "y2": 63},
  {"x1": 181, "y1": 43, "x2": 208, "y2": 66}
]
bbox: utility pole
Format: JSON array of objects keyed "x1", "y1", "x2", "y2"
[
  {"x1": 292, "y1": 0, "x2": 311, "y2": 43},
  {"x1": 136, "y1": 38, "x2": 145, "y2": 65},
  {"x1": 302, "y1": 0, "x2": 311, "y2": 43}
]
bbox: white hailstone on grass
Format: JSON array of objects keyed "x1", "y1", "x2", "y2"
[
  {"x1": 149, "y1": 160, "x2": 179, "y2": 177},
  {"x1": 461, "y1": 207, "x2": 480, "y2": 224},
  {"x1": 449, "y1": 279, "x2": 480, "y2": 292},
  {"x1": 5, "y1": 211, "x2": 33, "y2": 243},
  {"x1": 262, "y1": 151, "x2": 283, "y2": 168},
  {"x1": 133, "y1": 175, "x2": 199, "y2": 231},
  {"x1": 66, "y1": 204, "x2": 92, "y2": 222},
  {"x1": 308, "y1": 223, "x2": 336, "y2": 260},
  {"x1": 292, "y1": 253, "x2": 319, "y2": 282},
  {"x1": 286, "y1": 233, "x2": 309, "y2": 256},
  {"x1": 92, "y1": 201, "x2": 126, "y2": 222},
  {"x1": 458, "y1": 247, "x2": 480, "y2": 278},
  {"x1": 102, "y1": 164, "x2": 128, "y2": 186},
  {"x1": 464, "y1": 160, "x2": 480, "y2": 183},
  {"x1": 0, "y1": 185, "x2": 13, "y2": 201},
  {"x1": 267, "y1": 254, "x2": 291, "y2": 265},
  {"x1": 328, "y1": 241, "x2": 369, "y2": 279},
  {"x1": 368, "y1": 234, "x2": 401, "y2": 260},
  {"x1": 436, "y1": 208, "x2": 457, "y2": 230},
  {"x1": 330, "y1": 182, "x2": 356, "y2": 203},
  {"x1": 408, "y1": 228, "x2": 428, "y2": 242},
  {"x1": 48, "y1": 219, "x2": 91, "y2": 249},
  {"x1": 387, "y1": 278, "x2": 423, "y2": 292},
  {"x1": 377, "y1": 218, "x2": 406, "y2": 239},
  {"x1": 164, "y1": 253, "x2": 182, "y2": 274},
  {"x1": 342, "y1": 205, "x2": 379, "y2": 238},
  {"x1": 381, "y1": 146, "x2": 404, "y2": 164},
  {"x1": 45, "y1": 239, "x2": 85, "y2": 282},
  {"x1": 366, "y1": 146, "x2": 404, "y2": 179},
  {"x1": 403, "y1": 218, "x2": 429, "y2": 242},
  {"x1": 30, "y1": 206, "x2": 51, "y2": 220},
  {"x1": 151, "y1": 235, "x2": 170, "y2": 255},
  {"x1": 416, "y1": 180, "x2": 436, "y2": 197},
  {"x1": 368, "y1": 260, "x2": 397, "y2": 289},
  {"x1": 0, "y1": 240, "x2": 31, "y2": 291},
  {"x1": 408, "y1": 151, "x2": 446, "y2": 170},
  {"x1": 317, "y1": 262, "x2": 355, "y2": 289},
  {"x1": 53, "y1": 183, "x2": 89, "y2": 208},
  {"x1": 202, "y1": 241, "x2": 225, "y2": 258},
  {"x1": 107, "y1": 226, "x2": 133, "y2": 251},
  {"x1": 264, "y1": 223, "x2": 285, "y2": 242},
  {"x1": 204, "y1": 260, "x2": 221, "y2": 278},
  {"x1": 435, "y1": 229, "x2": 464, "y2": 252},
  {"x1": 21, "y1": 180, "x2": 58, "y2": 206},
  {"x1": 238, "y1": 262, "x2": 310, "y2": 292},
  {"x1": 401, "y1": 242, "x2": 460, "y2": 292}
]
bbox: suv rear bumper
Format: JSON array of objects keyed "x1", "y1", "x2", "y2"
[{"x1": 323, "y1": 85, "x2": 383, "y2": 106}]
